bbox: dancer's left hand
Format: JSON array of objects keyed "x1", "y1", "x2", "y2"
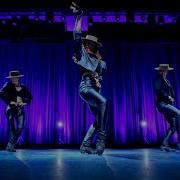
[
  {"x1": 169, "y1": 96, "x2": 175, "y2": 102},
  {"x1": 96, "y1": 51, "x2": 102, "y2": 60},
  {"x1": 18, "y1": 102, "x2": 27, "y2": 107}
]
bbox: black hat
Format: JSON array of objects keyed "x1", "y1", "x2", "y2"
[
  {"x1": 6, "y1": 70, "x2": 24, "y2": 78},
  {"x1": 154, "y1": 64, "x2": 174, "y2": 71},
  {"x1": 82, "y1": 35, "x2": 102, "y2": 47}
]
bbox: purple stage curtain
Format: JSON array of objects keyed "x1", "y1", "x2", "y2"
[{"x1": 0, "y1": 40, "x2": 179, "y2": 145}]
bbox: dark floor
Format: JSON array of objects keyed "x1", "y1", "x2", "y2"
[{"x1": 0, "y1": 148, "x2": 180, "y2": 180}]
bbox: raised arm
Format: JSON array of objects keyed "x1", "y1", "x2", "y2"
[
  {"x1": 75, "y1": 16, "x2": 82, "y2": 32},
  {"x1": 70, "y1": 2, "x2": 83, "y2": 62},
  {"x1": 70, "y1": 2, "x2": 83, "y2": 32}
]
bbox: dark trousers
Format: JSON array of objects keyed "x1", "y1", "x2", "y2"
[
  {"x1": 79, "y1": 77, "x2": 108, "y2": 133},
  {"x1": 157, "y1": 102, "x2": 180, "y2": 144},
  {"x1": 6, "y1": 106, "x2": 25, "y2": 146}
]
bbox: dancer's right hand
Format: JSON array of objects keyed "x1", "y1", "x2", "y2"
[
  {"x1": 72, "y1": 55, "x2": 78, "y2": 63},
  {"x1": 70, "y1": 2, "x2": 83, "y2": 15},
  {"x1": 169, "y1": 96, "x2": 175, "y2": 102}
]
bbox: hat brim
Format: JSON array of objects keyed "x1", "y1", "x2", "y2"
[
  {"x1": 154, "y1": 67, "x2": 174, "y2": 71},
  {"x1": 82, "y1": 38, "x2": 103, "y2": 48},
  {"x1": 6, "y1": 75, "x2": 24, "y2": 78}
]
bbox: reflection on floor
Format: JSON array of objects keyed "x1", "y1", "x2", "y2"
[{"x1": 0, "y1": 148, "x2": 180, "y2": 180}]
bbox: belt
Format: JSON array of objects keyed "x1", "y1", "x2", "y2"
[{"x1": 82, "y1": 71, "x2": 102, "y2": 88}]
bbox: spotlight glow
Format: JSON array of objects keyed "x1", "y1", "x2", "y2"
[
  {"x1": 140, "y1": 120, "x2": 147, "y2": 128},
  {"x1": 57, "y1": 121, "x2": 63, "y2": 128}
]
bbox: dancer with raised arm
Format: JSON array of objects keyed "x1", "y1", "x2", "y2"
[{"x1": 71, "y1": 2, "x2": 108, "y2": 155}]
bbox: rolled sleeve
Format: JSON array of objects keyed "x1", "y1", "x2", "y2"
[{"x1": 73, "y1": 30, "x2": 83, "y2": 62}]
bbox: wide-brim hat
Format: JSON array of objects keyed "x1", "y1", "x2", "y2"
[
  {"x1": 154, "y1": 64, "x2": 174, "y2": 71},
  {"x1": 6, "y1": 70, "x2": 24, "y2": 78},
  {"x1": 82, "y1": 35, "x2": 102, "y2": 47}
]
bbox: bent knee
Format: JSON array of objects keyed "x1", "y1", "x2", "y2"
[
  {"x1": 17, "y1": 128, "x2": 24, "y2": 133},
  {"x1": 170, "y1": 126, "x2": 176, "y2": 133},
  {"x1": 99, "y1": 98, "x2": 108, "y2": 106}
]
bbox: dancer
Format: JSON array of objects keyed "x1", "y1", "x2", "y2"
[
  {"x1": 155, "y1": 64, "x2": 180, "y2": 151},
  {"x1": 0, "y1": 70, "x2": 32, "y2": 152},
  {"x1": 71, "y1": 2, "x2": 108, "y2": 155}
]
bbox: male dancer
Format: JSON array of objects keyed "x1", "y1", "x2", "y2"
[{"x1": 155, "y1": 64, "x2": 180, "y2": 151}]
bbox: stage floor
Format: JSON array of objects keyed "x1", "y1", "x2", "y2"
[{"x1": 0, "y1": 148, "x2": 180, "y2": 180}]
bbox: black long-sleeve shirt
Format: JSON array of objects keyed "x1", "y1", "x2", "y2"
[
  {"x1": 0, "y1": 82, "x2": 32, "y2": 105},
  {"x1": 155, "y1": 75, "x2": 175, "y2": 105}
]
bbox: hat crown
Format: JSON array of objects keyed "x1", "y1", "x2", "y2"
[
  {"x1": 159, "y1": 64, "x2": 169, "y2": 68},
  {"x1": 82, "y1": 34, "x2": 102, "y2": 47},
  {"x1": 9, "y1": 70, "x2": 21, "y2": 77},
  {"x1": 85, "y1": 35, "x2": 99, "y2": 42},
  {"x1": 6, "y1": 70, "x2": 24, "y2": 78},
  {"x1": 155, "y1": 64, "x2": 174, "y2": 71}
]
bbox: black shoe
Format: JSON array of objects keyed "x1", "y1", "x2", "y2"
[
  {"x1": 6, "y1": 143, "x2": 16, "y2": 152},
  {"x1": 96, "y1": 139, "x2": 105, "y2": 155},
  {"x1": 80, "y1": 144, "x2": 96, "y2": 154},
  {"x1": 175, "y1": 143, "x2": 180, "y2": 151},
  {"x1": 80, "y1": 124, "x2": 96, "y2": 154},
  {"x1": 96, "y1": 131, "x2": 106, "y2": 156},
  {"x1": 160, "y1": 145, "x2": 175, "y2": 152},
  {"x1": 161, "y1": 129, "x2": 175, "y2": 152}
]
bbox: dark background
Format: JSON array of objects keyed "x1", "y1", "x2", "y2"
[
  {"x1": 0, "y1": 0, "x2": 179, "y2": 11},
  {"x1": 0, "y1": 0, "x2": 179, "y2": 146}
]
